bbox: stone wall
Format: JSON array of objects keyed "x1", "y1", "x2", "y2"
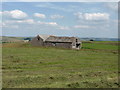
[
  {"x1": 44, "y1": 42, "x2": 72, "y2": 49},
  {"x1": 30, "y1": 36, "x2": 44, "y2": 46}
]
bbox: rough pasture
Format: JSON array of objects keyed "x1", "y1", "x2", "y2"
[{"x1": 2, "y1": 41, "x2": 119, "y2": 88}]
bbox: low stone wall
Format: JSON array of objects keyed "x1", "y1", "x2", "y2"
[{"x1": 44, "y1": 42, "x2": 72, "y2": 49}]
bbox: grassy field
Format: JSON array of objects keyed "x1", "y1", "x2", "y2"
[{"x1": 2, "y1": 41, "x2": 119, "y2": 88}]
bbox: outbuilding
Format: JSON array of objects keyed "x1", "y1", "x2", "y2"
[{"x1": 30, "y1": 35, "x2": 82, "y2": 49}]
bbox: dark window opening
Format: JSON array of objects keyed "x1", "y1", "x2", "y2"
[
  {"x1": 37, "y1": 37, "x2": 40, "y2": 40},
  {"x1": 76, "y1": 39, "x2": 78, "y2": 42}
]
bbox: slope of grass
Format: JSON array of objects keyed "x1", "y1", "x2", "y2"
[
  {"x1": 1, "y1": 36, "x2": 23, "y2": 43},
  {"x1": 2, "y1": 42, "x2": 119, "y2": 88},
  {"x1": 82, "y1": 41, "x2": 118, "y2": 50}
]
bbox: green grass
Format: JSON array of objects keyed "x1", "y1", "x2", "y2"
[
  {"x1": 82, "y1": 41, "x2": 118, "y2": 50},
  {"x1": 2, "y1": 42, "x2": 119, "y2": 88}
]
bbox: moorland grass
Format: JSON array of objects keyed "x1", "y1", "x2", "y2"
[{"x1": 2, "y1": 41, "x2": 119, "y2": 88}]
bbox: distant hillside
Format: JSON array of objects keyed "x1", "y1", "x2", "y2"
[
  {"x1": 1, "y1": 36, "x2": 24, "y2": 43},
  {"x1": 80, "y1": 38, "x2": 119, "y2": 41},
  {"x1": 0, "y1": 36, "x2": 119, "y2": 43}
]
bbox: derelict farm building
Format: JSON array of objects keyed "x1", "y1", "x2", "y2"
[{"x1": 30, "y1": 35, "x2": 82, "y2": 49}]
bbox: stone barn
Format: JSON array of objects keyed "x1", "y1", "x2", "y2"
[{"x1": 30, "y1": 35, "x2": 82, "y2": 49}]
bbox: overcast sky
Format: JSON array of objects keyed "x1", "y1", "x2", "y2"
[{"x1": 1, "y1": 2, "x2": 118, "y2": 38}]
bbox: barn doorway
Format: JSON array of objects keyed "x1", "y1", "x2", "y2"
[
  {"x1": 76, "y1": 39, "x2": 80, "y2": 49},
  {"x1": 52, "y1": 42, "x2": 56, "y2": 46},
  {"x1": 76, "y1": 43, "x2": 80, "y2": 48}
]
